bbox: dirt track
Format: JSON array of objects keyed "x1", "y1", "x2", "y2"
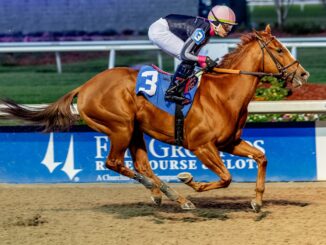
[{"x1": 1, "y1": 182, "x2": 326, "y2": 245}]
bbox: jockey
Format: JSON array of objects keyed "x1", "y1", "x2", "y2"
[{"x1": 148, "y1": 5, "x2": 237, "y2": 104}]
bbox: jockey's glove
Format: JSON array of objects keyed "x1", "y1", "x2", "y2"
[{"x1": 205, "y1": 56, "x2": 218, "y2": 70}]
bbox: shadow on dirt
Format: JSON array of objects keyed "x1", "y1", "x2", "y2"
[
  {"x1": 94, "y1": 196, "x2": 310, "y2": 223},
  {"x1": 95, "y1": 202, "x2": 228, "y2": 223},
  {"x1": 189, "y1": 196, "x2": 310, "y2": 209}
]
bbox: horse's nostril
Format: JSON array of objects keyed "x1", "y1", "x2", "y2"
[{"x1": 300, "y1": 72, "x2": 310, "y2": 80}]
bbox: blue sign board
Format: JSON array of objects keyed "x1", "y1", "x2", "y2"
[{"x1": 0, "y1": 123, "x2": 317, "y2": 183}]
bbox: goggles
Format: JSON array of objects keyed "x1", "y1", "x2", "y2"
[
  {"x1": 210, "y1": 20, "x2": 233, "y2": 32},
  {"x1": 209, "y1": 10, "x2": 234, "y2": 33}
]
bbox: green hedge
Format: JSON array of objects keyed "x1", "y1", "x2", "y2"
[{"x1": 248, "y1": 76, "x2": 326, "y2": 122}]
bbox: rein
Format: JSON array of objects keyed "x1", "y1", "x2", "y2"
[
  {"x1": 209, "y1": 68, "x2": 282, "y2": 78},
  {"x1": 203, "y1": 32, "x2": 299, "y2": 80}
]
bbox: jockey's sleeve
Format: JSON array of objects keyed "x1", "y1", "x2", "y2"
[
  {"x1": 180, "y1": 27, "x2": 208, "y2": 63},
  {"x1": 180, "y1": 37, "x2": 198, "y2": 62}
]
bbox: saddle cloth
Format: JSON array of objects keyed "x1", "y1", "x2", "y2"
[{"x1": 135, "y1": 65, "x2": 200, "y2": 117}]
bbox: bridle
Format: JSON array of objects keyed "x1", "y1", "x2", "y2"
[
  {"x1": 254, "y1": 31, "x2": 300, "y2": 82},
  {"x1": 199, "y1": 31, "x2": 302, "y2": 83}
]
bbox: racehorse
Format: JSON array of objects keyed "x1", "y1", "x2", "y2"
[{"x1": 0, "y1": 25, "x2": 309, "y2": 212}]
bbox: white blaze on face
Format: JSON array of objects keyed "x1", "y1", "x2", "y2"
[{"x1": 277, "y1": 38, "x2": 309, "y2": 86}]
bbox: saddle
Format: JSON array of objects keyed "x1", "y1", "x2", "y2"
[{"x1": 135, "y1": 65, "x2": 201, "y2": 145}]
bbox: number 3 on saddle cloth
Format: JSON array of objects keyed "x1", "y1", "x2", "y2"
[{"x1": 135, "y1": 65, "x2": 200, "y2": 117}]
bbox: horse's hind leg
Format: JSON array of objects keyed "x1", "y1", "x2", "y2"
[
  {"x1": 80, "y1": 112, "x2": 160, "y2": 197},
  {"x1": 129, "y1": 127, "x2": 195, "y2": 209},
  {"x1": 223, "y1": 139, "x2": 267, "y2": 212},
  {"x1": 179, "y1": 141, "x2": 232, "y2": 191},
  {"x1": 129, "y1": 127, "x2": 163, "y2": 205},
  {"x1": 79, "y1": 100, "x2": 194, "y2": 209},
  {"x1": 104, "y1": 132, "x2": 164, "y2": 195}
]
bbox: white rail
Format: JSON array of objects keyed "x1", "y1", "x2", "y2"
[
  {"x1": 247, "y1": 0, "x2": 321, "y2": 11},
  {"x1": 0, "y1": 101, "x2": 326, "y2": 116},
  {"x1": 247, "y1": 0, "x2": 321, "y2": 6},
  {"x1": 0, "y1": 38, "x2": 326, "y2": 73},
  {"x1": 248, "y1": 100, "x2": 326, "y2": 114}
]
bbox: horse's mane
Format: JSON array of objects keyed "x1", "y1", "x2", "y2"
[{"x1": 218, "y1": 32, "x2": 257, "y2": 68}]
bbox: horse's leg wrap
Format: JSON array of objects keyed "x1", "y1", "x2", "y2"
[
  {"x1": 159, "y1": 182, "x2": 179, "y2": 201},
  {"x1": 133, "y1": 173, "x2": 155, "y2": 190},
  {"x1": 160, "y1": 181, "x2": 196, "y2": 210}
]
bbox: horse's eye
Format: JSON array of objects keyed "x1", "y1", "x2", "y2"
[{"x1": 276, "y1": 47, "x2": 283, "y2": 53}]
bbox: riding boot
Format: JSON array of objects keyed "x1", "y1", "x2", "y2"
[{"x1": 165, "y1": 61, "x2": 195, "y2": 104}]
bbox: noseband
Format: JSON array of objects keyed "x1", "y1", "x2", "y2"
[{"x1": 255, "y1": 32, "x2": 299, "y2": 82}]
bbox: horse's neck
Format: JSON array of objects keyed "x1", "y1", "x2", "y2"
[{"x1": 205, "y1": 44, "x2": 262, "y2": 109}]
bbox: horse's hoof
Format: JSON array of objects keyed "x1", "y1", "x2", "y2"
[
  {"x1": 177, "y1": 172, "x2": 193, "y2": 184},
  {"x1": 151, "y1": 196, "x2": 162, "y2": 206},
  {"x1": 181, "y1": 201, "x2": 196, "y2": 210},
  {"x1": 251, "y1": 200, "x2": 262, "y2": 213}
]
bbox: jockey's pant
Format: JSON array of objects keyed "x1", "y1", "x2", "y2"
[{"x1": 148, "y1": 18, "x2": 184, "y2": 60}]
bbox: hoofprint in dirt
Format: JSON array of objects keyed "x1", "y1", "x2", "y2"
[{"x1": 0, "y1": 182, "x2": 326, "y2": 245}]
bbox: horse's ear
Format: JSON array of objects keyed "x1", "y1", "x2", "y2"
[{"x1": 265, "y1": 24, "x2": 272, "y2": 34}]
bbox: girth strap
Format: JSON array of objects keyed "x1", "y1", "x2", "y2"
[{"x1": 175, "y1": 103, "x2": 184, "y2": 146}]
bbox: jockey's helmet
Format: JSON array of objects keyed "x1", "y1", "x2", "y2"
[{"x1": 208, "y1": 5, "x2": 237, "y2": 33}]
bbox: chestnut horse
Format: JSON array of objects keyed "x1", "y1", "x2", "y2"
[{"x1": 1, "y1": 25, "x2": 309, "y2": 212}]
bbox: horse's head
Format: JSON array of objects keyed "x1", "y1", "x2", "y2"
[{"x1": 254, "y1": 25, "x2": 309, "y2": 87}]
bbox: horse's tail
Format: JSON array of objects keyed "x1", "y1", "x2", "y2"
[{"x1": 0, "y1": 86, "x2": 81, "y2": 132}]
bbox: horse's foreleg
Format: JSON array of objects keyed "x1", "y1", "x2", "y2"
[
  {"x1": 223, "y1": 139, "x2": 267, "y2": 212},
  {"x1": 182, "y1": 141, "x2": 232, "y2": 192},
  {"x1": 129, "y1": 128, "x2": 195, "y2": 209}
]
